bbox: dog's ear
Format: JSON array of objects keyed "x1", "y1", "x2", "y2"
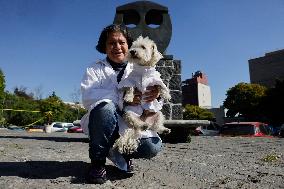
[
  {"x1": 151, "y1": 44, "x2": 163, "y2": 64},
  {"x1": 137, "y1": 35, "x2": 143, "y2": 41}
]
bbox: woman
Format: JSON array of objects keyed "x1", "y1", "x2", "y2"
[{"x1": 81, "y1": 24, "x2": 162, "y2": 184}]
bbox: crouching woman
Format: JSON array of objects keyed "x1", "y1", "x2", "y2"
[{"x1": 80, "y1": 24, "x2": 163, "y2": 184}]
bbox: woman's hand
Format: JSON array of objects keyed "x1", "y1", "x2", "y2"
[
  {"x1": 143, "y1": 85, "x2": 160, "y2": 103},
  {"x1": 125, "y1": 85, "x2": 160, "y2": 106}
]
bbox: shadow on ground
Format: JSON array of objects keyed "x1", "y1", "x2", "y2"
[
  {"x1": 0, "y1": 135, "x2": 89, "y2": 143},
  {"x1": 0, "y1": 161, "x2": 132, "y2": 183}
]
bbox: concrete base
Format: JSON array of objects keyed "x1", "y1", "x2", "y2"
[
  {"x1": 162, "y1": 120, "x2": 211, "y2": 143},
  {"x1": 164, "y1": 120, "x2": 210, "y2": 128}
]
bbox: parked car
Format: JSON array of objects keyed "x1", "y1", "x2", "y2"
[
  {"x1": 267, "y1": 124, "x2": 282, "y2": 136},
  {"x1": 72, "y1": 120, "x2": 81, "y2": 126},
  {"x1": 49, "y1": 122, "x2": 74, "y2": 133},
  {"x1": 279, "y1": 124, "x2": 284, "y2": 137},
  {"x1": 26, "y1": 125, "x2": 45, "y2": 132},
  {"x1": 7, "y1": 125, "x2": 25, "y2": 131},
  {"x1": 0, "y1": 125, "x2": 7, "y2": 130},
  {"x1": 194, "y1": 122, "x2": 221, "y2": 136},
  {"x1": 220, "y1": 122, "x2": 272, "y2": 137},
  {"x1": 67, "y1": 126, "x2": 83, "y2": 133}
]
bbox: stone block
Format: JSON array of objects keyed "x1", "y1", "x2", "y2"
[
  {"x1": 170, "y1": 90, "x2": 182, "y2": 104},
  {"x1": 161, "y1": 104, "x2": 171, "y2": 119},
  {"x1": 169, "y1": 75, "x2": 181, "y2": 90},
  {"x1": 172, "y1": 105, "x2": 183, "y2": 120}
]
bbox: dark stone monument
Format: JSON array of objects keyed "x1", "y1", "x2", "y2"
[
  {"x1": 113, "y1": 1, "x2": 183, "y2": 120},
  {"x1": 113, "y1": 1, "x2": 171, "y2": 54}
]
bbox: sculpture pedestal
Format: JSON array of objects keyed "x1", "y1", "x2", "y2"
[{"x1": 156, "y1": 55, "x2": 183, "y2": 120}]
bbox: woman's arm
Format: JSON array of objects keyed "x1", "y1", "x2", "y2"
[
  {"x1": 81, "y1": 66, "x2": 116, "y2": 109},
  {"x1": 125, "y1": 85, "x2": 160, "y2": 106}
]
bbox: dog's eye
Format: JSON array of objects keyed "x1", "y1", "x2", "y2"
[{"x1": 141, "y1": 45, "x2": 146, "y2": 49}]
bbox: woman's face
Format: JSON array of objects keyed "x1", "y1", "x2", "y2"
[{"x1": 105, "y1": 32, "x2": 128, "y2": 63}]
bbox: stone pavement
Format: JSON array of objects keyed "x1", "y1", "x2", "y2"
[{"x1": 0, "y1": 130, "x2": 283, "y2": 188}]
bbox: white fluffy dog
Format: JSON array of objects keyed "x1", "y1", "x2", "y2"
[{"x1": 115, "y1": 36, "x2": 171, "y2": 154}]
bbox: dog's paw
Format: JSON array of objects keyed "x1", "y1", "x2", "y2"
[
  {"x1": 141, "y1": 123, "x2": 150, "y2": 131},
  {"x1": 124, "y1": 94, "x2": 134, "y2": 103},
  {"x1": 163, "y1": 92, "x2": 171, "y2": 101},
  {"x1": 160, "y1": 90, "x2": 171, "y2": 101},
  {"x1": 124, "y1": 87, "x2": 135, "y2": 102},
  {"x1": 160, "y1": 128, "x2": 171, "y2": 134}
]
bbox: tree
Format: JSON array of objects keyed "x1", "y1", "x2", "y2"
[
  {"x1": 0, "y1": 69, "x2": 5, "y2": 124},
  {"x1": 0, "y1": 69, "x2": 5, "y2": 105},
  {"x1": 223, "y1": 82, "x2": 267, "y2": 120},
  {"x1": 33, "y1": 85, "x2": 44, "y2": 100},
  {"x1": 70, "y1": 87, "x2": 81, "y2": 104},
  {"x1": 261, "y1": 79, "x2": 284, "y2": 125},
  {"x1": 39, "y1": 92, "x2": 65, "y2": 124},
  {"x1": 3, "y1": 92, "x2": 42, "y2": 126},
  {"x1": 70, "y1": 87, "x2": 82, "y2": 120},
  {"x1": 14, "y1": 86, "x2": 34, "y2": 100},
  {"x1": 183, "y1": 104, "x2": 214, "y2": 120},
  {"x1": 1, "y1": 84, "x2": 86, "y2": 126}
]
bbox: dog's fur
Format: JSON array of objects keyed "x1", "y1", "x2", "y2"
[{"x1": 115, "y1": 36, "x2": 171, "y2": 154}]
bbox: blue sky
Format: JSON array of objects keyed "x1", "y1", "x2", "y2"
[{"x1": 1, "y1": 0, "x2": 284, "y2": 107}]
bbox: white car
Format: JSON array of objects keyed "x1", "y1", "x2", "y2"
[
  {"x1": 49, "y1": 122, "x2": 74, "y2": 133},
  {"x1": 195, "y1": 122, "x2": 221, "y2": 136}
]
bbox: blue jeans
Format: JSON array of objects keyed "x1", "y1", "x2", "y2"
[{"x1": 88, "y1": 101, "x2": 162, "y2": 162}]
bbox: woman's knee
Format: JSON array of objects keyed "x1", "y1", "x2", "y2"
[
  {"x1": 92, "y1": 101, "x2": 116, "y2": 116},
  {"x1": 88, "y1": 101, "x2": 118, "y2": 131},
  {"x1": 135, "y1": 137, "x2": 162, "y2": 159}
]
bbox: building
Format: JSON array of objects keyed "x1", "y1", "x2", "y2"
[
  {"x1": 209, "y1": 106, "x2": 225, "y2": 125},
  {"x1": 182, "y1": 71, "x2": 212, "y2": 109},
  {"x1": 249, "y1": 49, "x2": 284, "y2": 88},
  {"x1": 63, "y1": 101, "x2": 84, "y2": 109}
]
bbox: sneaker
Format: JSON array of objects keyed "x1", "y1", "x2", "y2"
[
  {"x1": 126, "y1": 159, "x2": 134, "y2": 173},
  {"x1": 87, "y1": 165, "x2": 107, "y2": 184}
]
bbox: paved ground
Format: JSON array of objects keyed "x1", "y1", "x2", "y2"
[{"x1": 0, "y1": 130, "x2": 283, "y2": 189}]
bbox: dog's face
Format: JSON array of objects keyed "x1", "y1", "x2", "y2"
[{"x1": 125, "y1": 36, "x2": 163, "y2": 67}]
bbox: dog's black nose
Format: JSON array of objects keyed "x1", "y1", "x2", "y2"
[{"x1": 130, "y1": 50, "x2": 136, "y2": 56}]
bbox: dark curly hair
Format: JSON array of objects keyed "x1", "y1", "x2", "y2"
[{"x1": 96, "y1": 24, "x2": 133, "y2": 54}]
